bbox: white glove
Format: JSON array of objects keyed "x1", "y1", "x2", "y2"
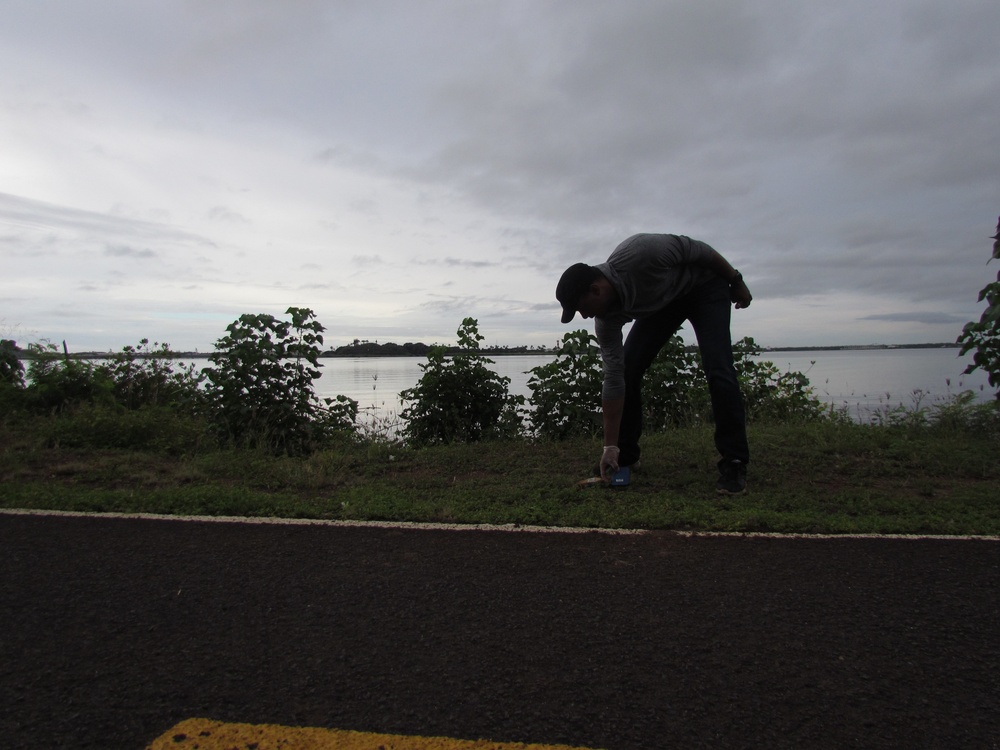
[{"x1": 600, "y1": 445, "x2": 620, "y2": 481}]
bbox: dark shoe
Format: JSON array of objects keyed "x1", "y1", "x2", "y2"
[{"x1": 716, "y1": 459, "x2": 747, "y2": 495}]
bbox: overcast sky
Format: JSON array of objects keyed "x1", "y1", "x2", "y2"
[{"x1": 2, "y1": 0, "x2": 998, "y2": 352}]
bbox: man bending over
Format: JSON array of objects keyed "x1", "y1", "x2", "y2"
[{"x1": 556, "y1": 233, "x2": 753, "y2": 494}]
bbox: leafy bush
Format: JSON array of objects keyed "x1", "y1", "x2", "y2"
[
  {"x1": 399, "y1": 318, "x2": 523, "y2": 446},
  {"x1": 929, "y1": 390, "x2": 1000, "y2": 435},
  {"x1": 0, "y1": 339, "x2": 24, "y2": 389},
  {"x1": 98, "y1": 339, "x2": 205, "y2": 412},
  {"x1": 734, "y1": 337, "x2": 828, "y2": 422},
  {"x1": 21, "y1": 342, "x2": 114, "y2": 414},
  {"x1": 526, "y1": 329, "x2": 603, "y2": 439},
  {"x1": 203, "y1": 307, "x2": 357, "y2": 454},
  {"x1": 646, "y1": 336, "x2": 827, "y2": 426},
  {"x1": 957, "y1": 217, "x2": 1000, "y2": 398},
  {"x1": 642, "y1": 336, "x2": 711, "y2": 429},
  {"x1": 0, "y1": 339, "x2": 26, "y2": 417},
  {"x1": 526, "y1": 333, "x2": 829, "y2": 439}
]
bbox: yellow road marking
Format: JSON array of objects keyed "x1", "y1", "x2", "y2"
[{"x1": 147, "y1": 718, "x2": 601, "y2": 750}]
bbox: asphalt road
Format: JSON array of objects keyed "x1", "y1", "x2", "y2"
[{"x1": 1, "y1": 511, "x2": 998, "y2": 749}]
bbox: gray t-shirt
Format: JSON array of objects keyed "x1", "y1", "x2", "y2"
[{"x1": 594, "y1": 234, "x2": 716, "y2": 400}]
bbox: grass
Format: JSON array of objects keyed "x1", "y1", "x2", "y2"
[{"x1": 2, "y1": 414, "x2": 999, "y2": 535}]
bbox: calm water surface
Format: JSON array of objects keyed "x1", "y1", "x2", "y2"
[
  {"x1": 315, "y1": 348, "x2": 994, "y2": 423},
  {"x1": 764, "y1": 348, "x2": 991, "y2": 417}
]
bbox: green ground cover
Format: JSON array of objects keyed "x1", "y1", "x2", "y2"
[{"x1": 3, "y1": 421, "x2": 998, "y2": 536}]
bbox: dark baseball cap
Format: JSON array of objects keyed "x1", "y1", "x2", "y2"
[{"x1": 556, "y1": 263, "x2": 601, "y2": 324}]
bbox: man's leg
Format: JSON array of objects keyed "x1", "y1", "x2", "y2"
[
  {"x1": 688, "y1": 278, "x2": 750, "y2": 466},
  {"x1": 618, "y1": 303, "x2": 687, "y2": 466}
]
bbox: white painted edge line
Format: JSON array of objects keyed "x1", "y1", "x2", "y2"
[
  {"x1": 0, "y1": 508, "x2": 645, "y2": 535},
  {"x1": 1, "y1": 507, "x2": 998, "y2": 540},
  {"x1": 671, "y1": 530, "x2": 1000, "y2": 541}
]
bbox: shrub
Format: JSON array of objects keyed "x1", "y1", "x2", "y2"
[
  {"x1": 734, "y1": 337, "x2": 828, "y2": 422},
  {"x1": 526, "y1": 329, "x2": 603, "y2": 439},
  {"x1": 930, "y1": 390, "x2": 1000, "y2": 435},
  {"x1": 643, "y1": 336, "x2": 710, "y2": 429},
  {"x1": 0, "y1": 339, "x2": 26, "y2": 417},
  {"x1": 203, "y1": 307, "x2": 357, "y2": 454},
  {"x1": 0, "y1": 339, "x2": 24, "y2": 389},
  {"x1": 646, "y1": 336, "x2": 827, "y2": 426},
  {"x1": 525, "y1": 333, "x2": 828, "y2": 439},
  {"x1": 399, "y1": 318, "x2": 523, "y2": 446},
  {"x1": 98, "y1": 339, "x2": 205, "y2": 412},
  {"x1": 957, "y1": 216, "x2": 1000, "y2": 398},
  {"x1": 22, "y1": 341, "x2": 114, "y2": 414}
]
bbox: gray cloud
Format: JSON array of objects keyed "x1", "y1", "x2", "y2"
[
  {"x1": 0, "y1": 192, "x2": 209, "y2": 245},
  {"x1": 440, "y1": 258, "x2": 499, "y2": 269},
  {"x1": 206, "y1": 206, "x2": 250, "y2": 224},
  {"x1": 105, "y1": 245, "x2": 157, "y2": 259},
  {"x1": 859, "y1": 312, "x2": 969, "y2": 325}
]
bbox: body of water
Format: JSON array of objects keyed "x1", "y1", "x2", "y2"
[
  {"x1": 314, "y1": 348, "x2": 995, "y2": 424},
  {"x1": 763, "y1": 348, "x2": 992, "y2": 418}
]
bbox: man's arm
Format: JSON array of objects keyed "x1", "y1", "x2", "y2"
[
  {"x1": 705, "y1": 248, "x2": 752, "y2": 308},
  {"x1": 600, "y1": 396, "x2": 624, "y2": 479},
  {"x1": 594, "y1": 318, "x2": 626, "y2": 479}
]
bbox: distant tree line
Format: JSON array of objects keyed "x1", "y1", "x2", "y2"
[
  {"x1": 328, "y1": 340, "x2": 552, "y2": 357},
  {"x1": 329, "y1": 340, "x2": 433, "y2": 357}
]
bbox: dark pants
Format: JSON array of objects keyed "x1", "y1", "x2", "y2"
[{"x1": 618, "y1": 276, "x2": 749, "y2": 467}]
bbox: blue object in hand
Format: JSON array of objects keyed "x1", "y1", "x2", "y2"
[{"x1": 610, "y1": 465, "x2": 631, "y2": 487}]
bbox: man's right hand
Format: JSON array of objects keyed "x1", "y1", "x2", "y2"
[
  {"x1": 731, "y1": 278, "x2": 753, "y2": 309},
  {"x1": 600, "y1": 445, "x2": 621, "y2": 481}
]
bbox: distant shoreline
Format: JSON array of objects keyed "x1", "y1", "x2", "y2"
[{"x1": 760, "y1": 343, "x2": 963, "y2": 353}]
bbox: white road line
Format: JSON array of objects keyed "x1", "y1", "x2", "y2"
[
  {"x1": 1, "y1": 507, "x2": 998, "y2": 540},
  {"x1": 0, "y1": 507, "x2": 646, "y2": 535},
  {"x1": 671, "y1": 530, "x2": 1000, "y2": 541}
]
